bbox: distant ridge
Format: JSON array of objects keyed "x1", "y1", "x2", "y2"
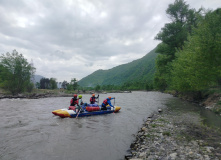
[
  {"x1": 33, "y1": 75, "x2": 45, "y2": 83},
  {"x1": 78, "y1": 47, "x2": 158, "y2": 87}
]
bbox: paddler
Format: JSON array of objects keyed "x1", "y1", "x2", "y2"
[
  {"x1": 90, "y1": 94, "x2": 99, "y2": 104},
  {"x1": 70, "y1": 94, "x2": 78, "y2": 106},
  {"x1": 76, "y1": 95, "x2": 84, "y2": 113},
  {"x1": 101, "y1": 96, "x2": 115, "y2": 110}
]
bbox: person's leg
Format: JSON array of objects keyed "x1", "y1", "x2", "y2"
[
  {"x1": 103, "y1": 105, "x2": 107, "y2": 110},
  {"x1": 75, "y1": 106, "x2": 80, "y2": 113},
  {"x1": 101, "y1": 103, "x2": 105, "y2": 110}
]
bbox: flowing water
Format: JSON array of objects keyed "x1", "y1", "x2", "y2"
[{"x1": 0, "y1": 91, "x2": 220, "y2": 160}]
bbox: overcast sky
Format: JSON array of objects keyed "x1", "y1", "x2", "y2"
[{"x1": 0, "y1": 0, "x2": 220, "y2": 82}]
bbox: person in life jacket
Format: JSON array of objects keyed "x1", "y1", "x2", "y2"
[
  {"x1": 70, "y1": 94, "x2": 78, "y2": 106},
  {"x1": 76, "y1": 95, "x2": 83, "y2": 113},
  {"x1": 90, "y1": 94, "x2": 99, "y2": 104},
  {"x1": 101, "y1": 96, "x2": 115, "y2": 110}
]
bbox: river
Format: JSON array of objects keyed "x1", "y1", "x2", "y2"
[{"x1": 0, "y1": 91, "x2": 220, "y2": 160}]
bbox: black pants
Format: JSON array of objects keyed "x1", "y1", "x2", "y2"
[{"x1": 101, "y1": 104, "x2": 107, "y2": 110}]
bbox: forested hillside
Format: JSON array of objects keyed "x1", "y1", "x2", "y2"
[
  {"x1": 78, "y1": 48, "x2": 158, "y2": 87},
  {"x1": 154, "y1": 0, "x2": 221, "y2": 93}
]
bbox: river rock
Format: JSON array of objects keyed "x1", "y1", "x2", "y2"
[
  {"x1": 206, "y1": 146, "x2": 214, "y2": 153},
  {"x1": 204, "y1": 155, "x2": 210, "y2": 160},
  {"x1": 169, "y1": 152, "x2": 177, "y2": 160},
  {"x1": 125, "y1": 153, "x2": 133, "y2": 160},
  {"x1": 138, "y1": 152, "x2": 146, "y2": 158},
  {"x1": 125, "y1": 105, "x2": 221, "y2": 160}
]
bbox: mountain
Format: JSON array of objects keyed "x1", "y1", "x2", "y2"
[
  {"x1": 78, "y1": 47, "x2": 158, "y2": 87},
  {"x1": 33, "y1": 75, "x2": 45, "y2": 83}
]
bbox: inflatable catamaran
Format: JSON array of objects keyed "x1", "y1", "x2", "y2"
[{"x1": 52, "y1": 104, "x2": 121, "y2": 118}]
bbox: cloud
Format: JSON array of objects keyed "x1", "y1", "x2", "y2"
[{"x1": 0, "y1": 0, "x2": 220, "y2": 82}]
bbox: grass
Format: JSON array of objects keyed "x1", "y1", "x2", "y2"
[
  {"x1": 162, "y1": 131, "x2": 171, "y2": 136},
  {"x1": 150, "y1": 124, "x2": 163, "y2": 128},
  {"x1": 176, "y1": 133, "x2": 194, "y2": 142},
  {"x1": 156, "y1": 118, "x2": 168, "y2": 123},
  {"x1": 145, "y1": 133, "x2": 160, "y2": 140},
  {"x1": 212, "y1": 106, "x2": 221, "y2": 114}
]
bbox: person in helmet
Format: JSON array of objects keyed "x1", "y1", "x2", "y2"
[
  {"x1": 76, "y1": 95, "x2": 83, "y2": 113},
  {"x1": 90, "y1": 94, "x2": 99, "y2": 104},
  {"x1": 101, "y1": 96, "x2": 115, "y2": 110},
  {"x1": 70, "y1": 94, "x2": 78, "y2": 106}
]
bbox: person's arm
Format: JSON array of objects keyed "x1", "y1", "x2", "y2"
[
  {"x1": 107, "y1": 100, "x2": 113, "y2": 107},
  {"x1": 78, "y1": 99, "x2": 82, "y2": 106},
  {"x1": 70, "y1": 99, "x2": 73, "y2": 105}
]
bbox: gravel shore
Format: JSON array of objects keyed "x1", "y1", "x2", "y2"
[{"x1": 125, "y1": 108, "x2": 221, "y2": 160}]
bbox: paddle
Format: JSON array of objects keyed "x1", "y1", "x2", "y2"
[
  {"x1": 76, "y1": 107, "x2": 81, "y2": 119},
  {"x1": 113, "y1": 97, "x2": 116, "y2": 114},
  {"x1": 98, "y1": 95, "x2": 99, "y2": 105}
]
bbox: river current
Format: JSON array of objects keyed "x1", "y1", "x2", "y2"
[{"x1": 0, "y1": 91, "x2": 220, "y2": 160}]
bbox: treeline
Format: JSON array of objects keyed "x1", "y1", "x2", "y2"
[
  {"x1": 0, "y1": 50, "x2": 35, "y2": 95},
  {"x1": 0, "y1": 50, "x2": 81, "y2": 94},
  {"x1": 36, "y1": 78, "x2": 79, "y2": 91},
  {"x1": 153, "y1": 0, "x2": 221, "y2": 94},
  {"x1": 80, "y1": 80, "x2": 153, "y2": 92},
  {"x1": 36, "y1": 78, "x2": 57, "y2": 89}
]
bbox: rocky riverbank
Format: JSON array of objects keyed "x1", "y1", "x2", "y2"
[
  {"x1": 0, "y1": 89, "x2": 132, "y2": 99},
  {"x1": 125, "y1": 108, "x2": 221, "y2": 160},
  {"x1": 0, "y1": 92, "x2": 73, "y2": 99}
]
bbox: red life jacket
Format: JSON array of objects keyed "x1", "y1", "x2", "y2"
[
  {"x1": 90, "y1": 97, "x2": 95, "y2": 103},
  {"x1": 103, "y1": 99, "x2": 108, "y2": 105},
  {"x1": 70, "y1": 98, "x2": 78, "y2": 106}
]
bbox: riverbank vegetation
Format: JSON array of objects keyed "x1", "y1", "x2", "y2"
[
  {"x1": 153, "y1": 0, "x2": 221, "y2": 113},
  {"x1": 154, "y1": 0, "x2": 221, "y2": 93},
  {"x1": 0, "y1": 50, "x2": 35, "y2": 95}
]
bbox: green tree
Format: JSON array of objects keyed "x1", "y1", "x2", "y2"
[
  {"x1": 71, "y1": 78, "x2": 78, "y2": 90},
  {"x1": 62, "y1": 80, "x2": 68, "y2": 89},
  {"x1": 35, "y1": 82, "x2": 40, "y2": 89},
  {"x1": 26, "y1": 83, "x2": 34, "y2": 93},
  {"x1": 153, "y1": 53, "x2": 172, "y2": 90},
  {"x1": 0, "y1": 50, "x2": 35, "y2": 95},
  {"x1": 95, "y1": 85, "x2": 101, "y2": 91},
  {"x1": 67, "y1": 78, "x2": 78, "y2": 91},
  {"x1": 50, "y1": 78, "x2": 57, "y2": 89},
  {"x1": 40, "y1": 78, "x2": 50, "y2": 89},
  {"x1": 170, "y1": 8, "x2": 221, "y2": 91},
  {"x1": 154, "y1": 0, "x2": 201, "y2": 90}
]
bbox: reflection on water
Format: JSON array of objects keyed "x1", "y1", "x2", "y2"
[
  {"x1": 201, "y1": 109, "x2": 221, "y2": 129},
  {"x1": 0, "y1": 91, "x2": 220, "y2": 160},
  {"x1": 166, "y1": 98, "x2": 221, "y2": 129}
]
